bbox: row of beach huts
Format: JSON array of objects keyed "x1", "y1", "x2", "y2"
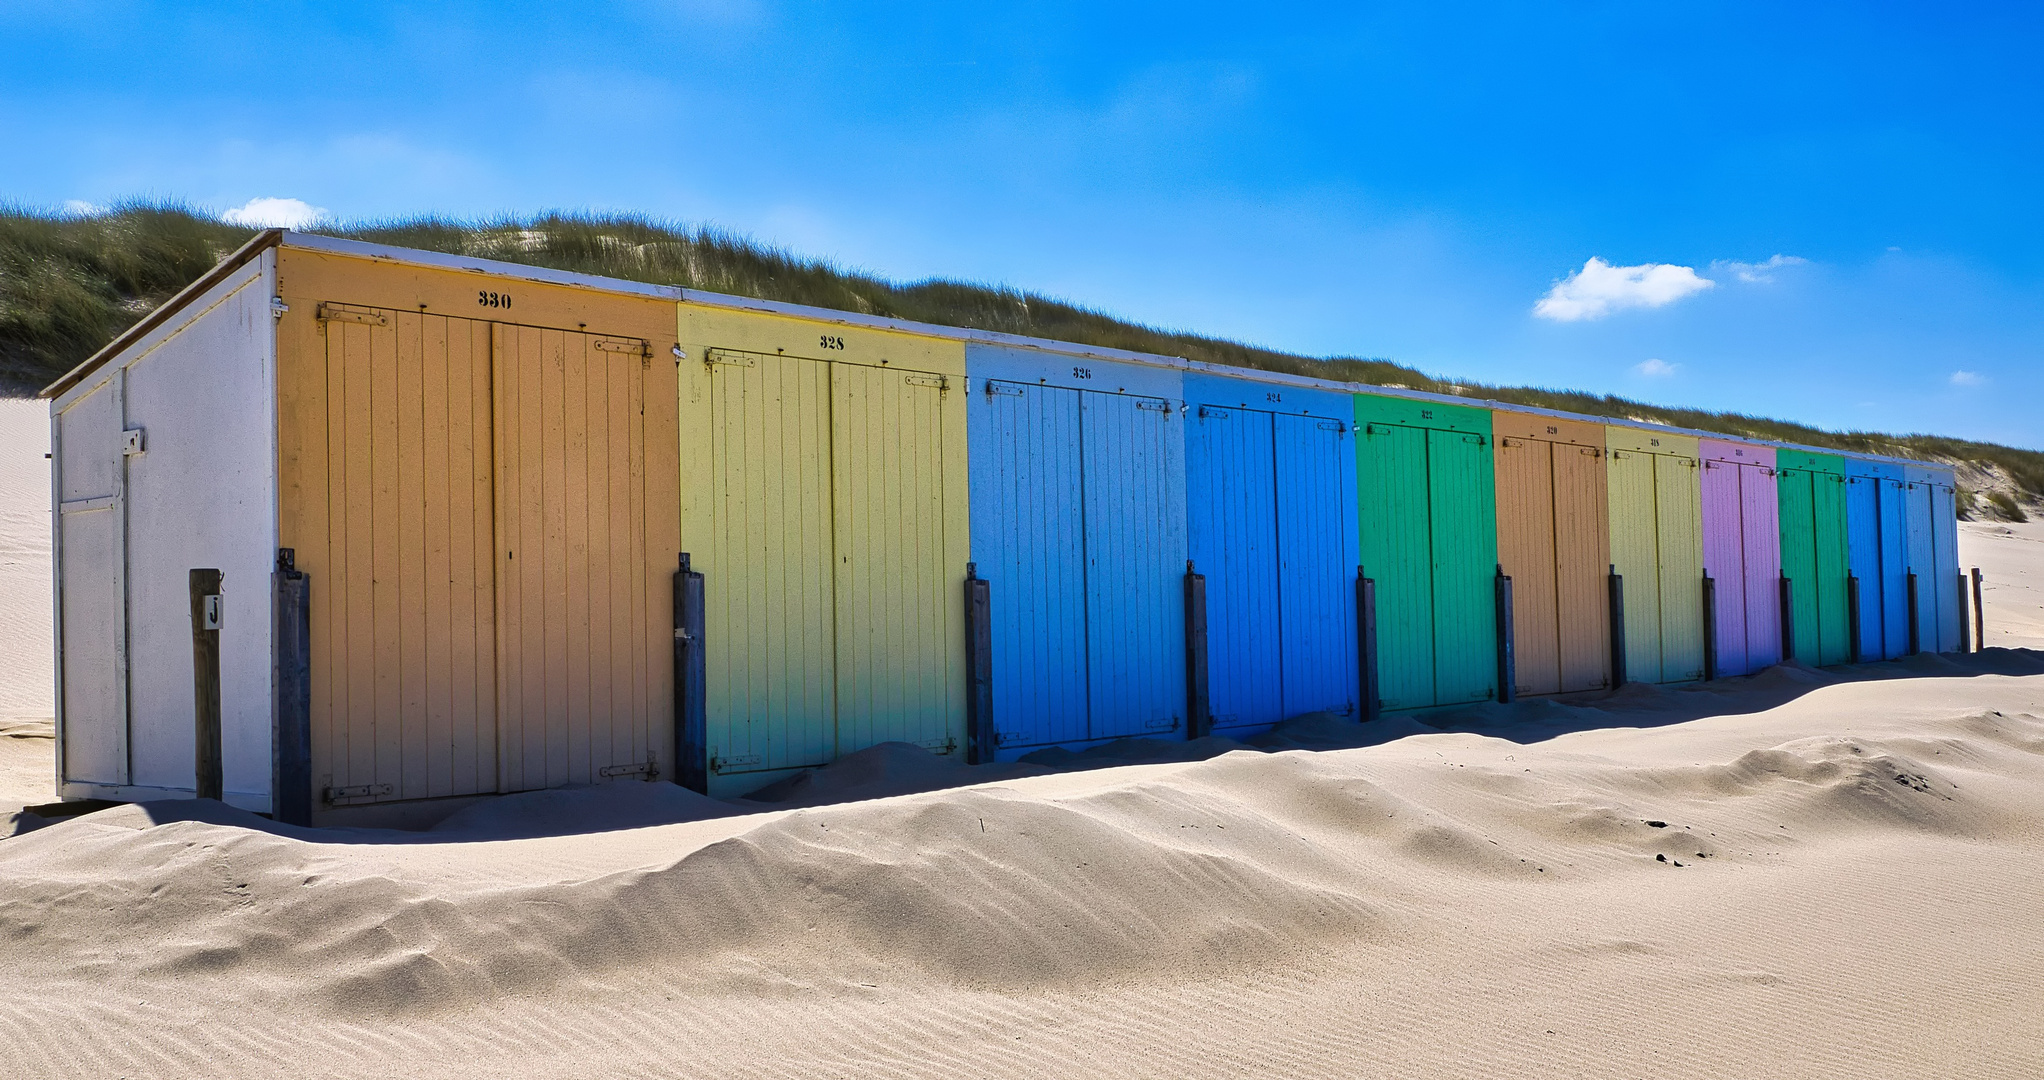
[{"x1": 42, "y1": 232, "x2": 1965, "y2": 824}]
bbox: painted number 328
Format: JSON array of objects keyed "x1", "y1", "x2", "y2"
[
  {"x1": 477, "y1": 290, "x2": 512, "y2": 309},
  {"x1": 819, "y1": 334, "x2": 846, "y2": 350}
]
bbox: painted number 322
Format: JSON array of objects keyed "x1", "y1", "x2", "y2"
[{"x1": 477, "y1": 290, "x2": 512, "y2": 309}]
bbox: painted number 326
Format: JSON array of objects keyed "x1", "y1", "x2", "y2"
[{"x1": 477, "y1": 291, "x2": 512, "y2": 309}]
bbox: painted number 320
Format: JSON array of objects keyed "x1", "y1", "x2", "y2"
[{"x1": 477, "y1": 290, "x2": 512, "y2": 309}]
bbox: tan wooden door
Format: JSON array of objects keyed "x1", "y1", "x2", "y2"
[
  {"x1": 492, "y1": 324, "x2": 662, "y2": 791},
  {"x1": 313, "y1": 305, "x2": 500, "y2": 805}
]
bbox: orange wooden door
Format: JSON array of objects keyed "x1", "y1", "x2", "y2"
[
  {"x1": 312, "y1": 304, "x2": 499, "y2": 805},
  {"x1": 491, "y1": 324, "x2": 664, "y2": 791}
]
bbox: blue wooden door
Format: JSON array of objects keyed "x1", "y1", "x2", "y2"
[
  {"x1": 1274, "y1": 413, "x2": 1360, "y2": 718},
  {"x1": 1901, "y1": 475, "x2": 1936, "y2": 652},
  {"x1": 1845, "y1": 473, "x2": 1881, "y2": 660},
  {"x1": 1930, "y1": 478, "x2": 1960, "y2": 652},
  {"x1": 1082, "y1": 392, "x2": 1188, "y2": 740},
  {"x1": 968, "y1": 380, "x2": 1091, "y2": 748},
  {"x1": 1878, "y1": 476, "x2": 1909, "y2": 658},
  {"x1": 1187, "y1": 404, "x2": 1283, "y2": 732}
]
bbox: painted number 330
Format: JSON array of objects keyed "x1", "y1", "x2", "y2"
[{"x1": 477, "y1": 290, "x2": 512, "y2": 309}]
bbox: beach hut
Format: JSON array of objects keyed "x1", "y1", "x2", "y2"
[
  {"x1": 1604, "y1": 427, "x2": 1705, "y2": 684},
  {"x1": 1699, "y1": 440, "x2": 1782, "y2": 677},
  {"x1": 46, "y1": 232, "x2": 684, "y2": 824},
  {"x1": 1183, "y1": 373, "x2": 1359, "y2": 734},
  {"x1": 1844, "y1": 458, "x2": 1909, "y2": 661},
  {"x1": 1491, "y1": 410, "x2": 1611, "y2": 696},
  {"x1": 964, "y1": 343, "x2": 1188, "y2": 757},
  {"x1": 1353, "y1": 394, "x2": 1498, "y2": 710},
  {"x1": 1775, "y1": 449, "x2": 1852, "y2": 666},
  {"x1": 676, "y1": 305, "x2": 972, "y2": 796}
]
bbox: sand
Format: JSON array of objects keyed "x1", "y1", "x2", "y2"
[{"x1": 2, "y1": 390, "x2": 2041, "y2": 1078}]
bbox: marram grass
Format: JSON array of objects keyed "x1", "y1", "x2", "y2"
[{"x1": 4, "y1": 201, "x2": 2039, "y2": 500}]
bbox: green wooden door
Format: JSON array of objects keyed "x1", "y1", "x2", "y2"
[
  {"x1": 1810, "y1": 466, "x2": 1851, "y2": 665},
  {"x1": 1778, "y1": 449, "x2": 1852, "y2": 668},
  {"x1": 1358, "y1": 422, "x2": 1433, "y2": 710},
  {"x1": 1355, "y1": 395, "x2": 1497, "y2": 710},
  {"x1": 1428, "y1": 428, "x2": 1499, "y2": 704},
  {"x1": 1778, "y1": 466, "x2": 1820, "y2": 663}
]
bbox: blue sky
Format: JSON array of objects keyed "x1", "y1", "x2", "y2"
[{"x1": 4, "y1": 1, "x2": 2041, "y2": 446}]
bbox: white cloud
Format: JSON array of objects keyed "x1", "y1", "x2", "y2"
[
  {"x1": 220, "y1": 196, "x2": 327, "y2": 229},
  {"x1": 1949, "y1": 370, "x2": 1986, "y2": 388},
  {"x1": 1634, "y1": 358, "x2": 1680, "y2": 378},
  {"x1": 62, "y1": 199, "x2": 106, "y2": 217},
  {"x1": 1533, "y1": 258, "x2": 1714, "y2": 321},
  {"x1": 1712, "y1": 253, "x2": 1808, "y2": 284}
]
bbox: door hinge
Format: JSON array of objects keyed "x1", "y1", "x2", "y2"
[
  {"x1": 594, "y1": 338, "x2": 649, "y2": 356},
  {"x1": 324, "y1": 783, "x2": 394, "y2": 804},
  {"x1": 315, "y1": 303, "x2": 388, "y2": 327},
  {"x1": 709, "y1": 753, "x2": 761, "y2": 773},
  {"x1": 599, "y1": 761, "x2": 656, "y2": 779}
]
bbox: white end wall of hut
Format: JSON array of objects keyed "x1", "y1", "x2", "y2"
[{"x1": 53, "y1": 251, "x2": 280, "y2": 811}]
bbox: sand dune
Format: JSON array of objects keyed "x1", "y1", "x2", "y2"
[{"x1": 3, "y1": 654, "x2": 2043, "y2": 1078}]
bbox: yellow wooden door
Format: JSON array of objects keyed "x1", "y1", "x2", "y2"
[
  {"x1": 491, "y1": 324, "x2": 662, "y2": 791},
  {"x1": 313, "y1": 304, "x2": 499, "y2": 805},
  {"x1": 830, "y1": 362, "x2": 960, "y2": 754},
  {"x1": 702, "y1": 349, "x2": 839, "y2": 776}
]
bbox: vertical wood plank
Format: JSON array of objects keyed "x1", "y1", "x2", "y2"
[
  {"x1": 420, "y1": 315, "x2": 454, "y2": 797},
  {"x1": 395, "y1": 313, "x2": 429, "y2": 799}
]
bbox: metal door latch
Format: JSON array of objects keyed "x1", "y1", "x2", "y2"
[{"x1": 122, "y1": 428, "x2": 145, "y2": 456}]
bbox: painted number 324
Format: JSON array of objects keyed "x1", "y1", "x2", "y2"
[{"x1": 477, "y1": 290, "x2": 512, "y2": 309}]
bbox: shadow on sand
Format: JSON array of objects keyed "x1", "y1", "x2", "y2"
[{"x1": 14, "y1": 648, "x2": 2043, "y2": 846}]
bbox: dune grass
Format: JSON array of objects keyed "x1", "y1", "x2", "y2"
[{"x1": 5, "y1": 201, "x2": 2040, "y2": 498}]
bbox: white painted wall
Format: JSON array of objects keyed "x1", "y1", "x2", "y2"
[{"x1": 54, "y1": 252, "x2": 279, "y2": 810}]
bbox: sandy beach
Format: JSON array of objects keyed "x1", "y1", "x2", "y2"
[{"x1": 1, "y1": 397, "x2": 2041, "y2": 1078}]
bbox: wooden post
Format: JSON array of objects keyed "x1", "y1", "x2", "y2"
[
  {"x1": 1702, "y1": 572, "x2": 1718, "y2": 682},
  {"x1": 1906, "y1": 572, "x2": 1920, "y2": 656},
  {"x1": 674, "y1": 554, "x2": 707, "y2": 794},
  {"x1": 964, "y1": 563, "x2": 994, "y2": 764},
  {"x1": 1183, "y1": 561, "x2": 1209, "y2": 739},
  {"x1": 1357, "y1": 567, "x2": 1380, "y2": 723},
  {"x1": 1779, "y1": 573, "x2": 1795, "y2": 663},
  {"x1": 1607, "y1": 566, "x2": 1626, "y2": 689},
  {"x1": 272, "y1": 550, "x2": 312, "y2": 826},
  {"x1": 1847, "y1": 575, "x2": 1862, "y2": 663},
  {"x1": 1494, "y1": 565, "x2": 1515, "y2": 704},
  {"x1": 1973, "y1": 568, "x2": 1985, "y2": 651},
  {"x1": 189, "y1": 568, "x2": 223, "y2": 801},
  {"x1": 1957, "y1": 571, "x2": 1970, "y2": 654}
]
